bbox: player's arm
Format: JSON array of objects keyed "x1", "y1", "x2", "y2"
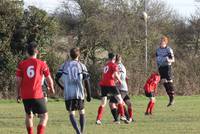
[
  {"x1": 84, "y1": 79, "x2": 91, "y2": 102},
  {"x1": 114, "y1": 71, "x2": 122, "y2": 84},
  {"x1": 46, "y1": 75, "x2": 55, "y2": 94},
  {"x1": 55, "y1": 72, "x2": 64, "y2": 90},
  {"x1": 43, "y1": 62, "x2": 55, "y2": 94},
  {"x1": 82, "y1": 64, "x2": 91, "y2": 102},
  {"x1": 167, "y1": 48, "x2": 175, "y2": 63},
  {"x1": 16, "y1": 76, "x2": 22, "y2": 103}
]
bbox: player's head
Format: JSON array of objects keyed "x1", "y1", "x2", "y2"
[
  {"x1": 115, "y1": 54, "x2": 122, "y2": 63},
  {"x1": 160, "y1": 36, "x2": 168, "y2": 48},
  {"x1": 27, "y1": 42, "x2": 38, "y2": 56},
  {"x1": 70, "y1": 47, "x2": 80, "y2": 60},
  {"x1": 108, "y1": 52, "x2": 115, "y2": 61}
]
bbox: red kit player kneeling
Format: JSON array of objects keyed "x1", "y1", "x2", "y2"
[{"x1": 144, "y1": 72, "x2": 160, "y2": 115}]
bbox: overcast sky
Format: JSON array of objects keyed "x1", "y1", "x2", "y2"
[{"x1": 24, "y1": 0, "x2": 200, "y2": 17}]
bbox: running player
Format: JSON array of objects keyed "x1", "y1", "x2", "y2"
[
  {"x1": 16, "y1": 42, "x2": 55, "y2": 134},
  {"x1": 55, "y1": 47, "x2": 91, "y2": 134},
  {"x1": 144, "y1": 72, "x2": 160, "y2": 115},
  {"x1": 96, "y1": 53, "x2": 126, "y2": 125},
  {"x1": 109, "y1": 54, "x2": 133, "y2": 123},
  {"x1": 156, "y1": 36, "x2": 175, "y2": 106}
]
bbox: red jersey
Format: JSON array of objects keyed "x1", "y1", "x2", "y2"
[
  {"x1": 99, "y1": 61, "x2": 118, "y2": 86},
  {"x1": 144, "y1": 73, "x2": 160, "y2": 93},
  {"x1": 16, "y1": 57, "x2": 50, "y2": 99}
]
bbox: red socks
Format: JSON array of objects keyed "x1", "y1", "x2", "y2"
[
  {"x1": 128, "y1": 107, "x2": 133, "y2": 119},
  {"x1": 149, "y1": 101, "x2": 155, "y2": 113},
  {"x1": 118, "y1": 103, "x2": 125, "y2": 117},
  {"x1": 97, "y1": 106, "x2": 104, "y2": 120},
  {"x1": 37, "y1": 125, "x2": 45, "y2": 134},
  {"x1": 27, "y1": 127, "x2": 33, "y2": 134},
  {"x1": 146, "y1": 100, "x2": 155, "y2": 114}
]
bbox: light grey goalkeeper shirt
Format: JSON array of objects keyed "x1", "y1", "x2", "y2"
[
  {"x1": 156, "y1": 46, "x2": 174, "y2": 67},
  {"x1": 57, "y1": 60, "x2": 89, "y2": 100}
]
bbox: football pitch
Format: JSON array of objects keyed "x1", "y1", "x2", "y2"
[{"x1": 0, "y1": 96, "x2": 200, "y2": 134}]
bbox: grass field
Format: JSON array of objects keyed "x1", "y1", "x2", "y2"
[{"x1": 0, "y1": 96, "x2": 200, "y2": 134}]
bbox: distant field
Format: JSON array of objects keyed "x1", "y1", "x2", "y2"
[{"x1": 0, "y1": 96, "x2": 200, "y2": 134}]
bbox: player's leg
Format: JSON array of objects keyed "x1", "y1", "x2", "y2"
[
  {"x1": 124, "y1": 97, "x2": 133, "y2": 121},
  {"x1": 145, "y1": 92, "x2": 153, "y2": 115},
  {"x1": 113, "y1": 88, "x2": 125, "y2": 119},
  {"x1": 96, "y1": 96, "x2": 107, "y2": 124},
  {"x1": 160, "y1": 66, "x2": 175, "y2": 106},
  {"x1": 96, "y1": 86, "x2": 108, "y2": 124},
  {"x1": 149, "y1": 97, "x2": 156, "y2": 114},
  {"x1": 145, "y1": 95, "x2": 155, "y2": 115},
  {"x1": 78, "y1": 100, "x2": 85, "y2": 134},
  {"x1": 109, "y1": 97, "x2": 119, "y2": 123},
  {"x1": 114, "y1": 94, "x2": 126, "y2": 120},
  {"x1": 69, "y1": 111, "x2": 81, "y2": 134},
  {"x1": 25, "y1": 114, "x2": 34, "y2": 134},
  {"x1": 37, "y1": 113, "x2": 48, "y2": 134},
  {"x1": 35, "y1": 98, "x2": 48, "y2": 134},
  {"x1": 164, "y1": 80, "x2": 175, "y2": 106},
  {"x1": 66, "y1": 100, "x2": 81, "y2": 134},
  {"x1": 23, "y1": 99, "x2": 34, "y2": 134}
]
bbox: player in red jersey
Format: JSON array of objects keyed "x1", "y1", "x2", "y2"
[
  {"x1": 16, "y1": 42, "x2": 55, "y2": 134},
  {"x1": 144, "y1": 72, "x2": 160, "y2": 115},
  {"x1": 96, "y1": 53, "x2": 126, "y2": 125}
]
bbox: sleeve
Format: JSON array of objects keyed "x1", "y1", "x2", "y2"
[
  {"x1": 168, "y1": 47, "x2": 174, "y2": 59},
  {"x1": 43, "y1": 62, "x2": 50, "y2": 77},
  {"x1": 16, "y1": 62, "x2": 22, "y2": 77},
  {"x1": 81, "y1": 64, "x2": 90, "y2": 80}
]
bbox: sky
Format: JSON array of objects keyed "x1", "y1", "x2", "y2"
[{"x1": 24, "y1": 0, "x2": 200, "y2": 17}]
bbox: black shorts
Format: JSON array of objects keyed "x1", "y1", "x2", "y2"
[
  {"x1": 101, "y1": 86, "x2": 120, "y2": 97},
  {"x1": 23, "y1": 98, "x2": 47, "y2": 115},
  {"x1": 65, "y1": 99, "x2": 84, "y2": 111},
  {"x1": 109, "y1": 91, "x2": 130, "y2": 103},
  {"x1": 158, "y1": 65, "x2": 172, "y2": 80},
  {"x1": 145, "y1": 91, "x2": 155, "y2": 98}
]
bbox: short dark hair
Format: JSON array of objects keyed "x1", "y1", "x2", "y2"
[
  {"x1": 27, "y1": 42, "x2": 38, "y2": 56},
  {"x1": 108, "y1": 52, "x2": 115, "y2": 60},
  {"x1": 70, "y1": 47, "x2": 80, "y2": 59}
]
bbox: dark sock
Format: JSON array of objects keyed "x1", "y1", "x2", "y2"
[
  {"x1": 111, "y1": 108, "x2": 119, "y2": 121},
  {"x1": 80, "y1": 114, "x2": 85, "y2": 133},
  {"x1": 165, "y1": 82, "x2": 175, "y2": 103},
  {"x1": 69, "y1": 114, "x2": 81, "y2": 134}
]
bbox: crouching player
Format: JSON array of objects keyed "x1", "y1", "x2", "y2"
[
  {"x1": 144, "y1": 72, "x2": 160, "y2": 115},
  {"x1": 109, "y1": 54, "x2": 133, "y2": 123},
  {"x1": 55, "y1": 48, "x2": 91, "y2": 134}
]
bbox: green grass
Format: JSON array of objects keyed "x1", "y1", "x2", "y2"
[{"x1": 1, "y1": 96, "x2": 200, "y2": 134}]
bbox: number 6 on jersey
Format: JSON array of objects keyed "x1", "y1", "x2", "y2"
[{"x1": 27, "y1": 66, "x2": 35, "y2": 78}]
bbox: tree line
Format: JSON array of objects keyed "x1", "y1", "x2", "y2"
[{"x1": 1, "y1": 0, "x2": 200, "y2": 98}]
